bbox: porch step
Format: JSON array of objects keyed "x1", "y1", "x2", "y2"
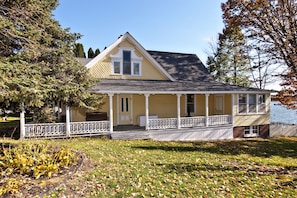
[{"x1": 111, "y1": 131, "x2": 149, "y2": 140}]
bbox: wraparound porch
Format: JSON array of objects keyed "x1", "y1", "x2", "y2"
[{"x1": 22, "y1": 114, "x2": 232, "y2": 139}]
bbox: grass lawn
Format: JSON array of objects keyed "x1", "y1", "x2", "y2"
[{"x1": 15, "y1": 137, "x2": 294, "y2": 197}]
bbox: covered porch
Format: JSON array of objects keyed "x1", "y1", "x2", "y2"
[{"x1": 104, "y1": 92, "x2": 234, "y2": 132}]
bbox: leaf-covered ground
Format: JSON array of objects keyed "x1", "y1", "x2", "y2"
[{"x1": 2, "y1": 137, "x2": 297, "y2": 197}]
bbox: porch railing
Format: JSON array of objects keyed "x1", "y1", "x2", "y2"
[
  {"x1": 148, "y1": 115, "x2": 232, "y2": 130},
  {"x1": 24, "y1": 121, "x2": 110, "y2": 139},
  {"x1": 180, "y1": 116, "x2": 206, "y2": 128},
  {"x1": 148, "y1": 118, "x2": 177, "y2": 130},
  {"x1": 70, "y1": 121, "x2": 110, "y2": 136}
]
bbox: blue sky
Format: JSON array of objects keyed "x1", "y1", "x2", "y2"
[{"x1": 53, "y1": 0, "x2": 225, "y2": 64}]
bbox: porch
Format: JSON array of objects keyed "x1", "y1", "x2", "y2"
[{"x1": 22, "y1": 114, "x2": 232, "y2": 140}]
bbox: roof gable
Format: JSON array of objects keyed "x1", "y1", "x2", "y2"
[
  {"x1": 148, "y1": 51, "x2": 214, "y2": 82},
  {"x1": 85, "y1": 32, "x2": 175, "y2": 81}
]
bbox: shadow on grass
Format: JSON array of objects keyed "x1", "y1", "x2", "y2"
[{"x1": 132, "y1": 138, "x2": 297, "y2": 158}]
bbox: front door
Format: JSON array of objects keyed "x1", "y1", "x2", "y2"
[{"x1": 119, "y1": 95, "x2": 132, "y2": 125}]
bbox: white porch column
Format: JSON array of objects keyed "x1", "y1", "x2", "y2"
[
  {"x1": 177, "y1": 94, "x2": 181, "y2": 129},
  {"x1": 231, "y1": 94, "x2": 234, "y2": 125},
  {"x1": 145, "y1": 94, "x2": 150, "y2": 130},
  {"x1": 108, "y1": 93, "x2": 114, "y2": 133},
  {"x1": 19, "y1": 103, "x2": 25, "y2": 140},
  {"x1": 66, "y1": 105, "x2": 70, "y2": 137},
  {"x1": 205, "y1": 94, "x2": 209, "y2": 127}
]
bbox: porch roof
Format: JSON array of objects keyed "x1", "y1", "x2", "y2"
[{"x1": 91, "y1": 79, "x2": 272, "y2": 94}]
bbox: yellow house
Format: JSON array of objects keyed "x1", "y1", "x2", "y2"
[{"x1": 70, "y1": 32, "x2": 271, "y2": 141}]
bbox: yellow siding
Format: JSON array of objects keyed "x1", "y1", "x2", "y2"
[
  {"x1": 224, "y1": 94, "x2": 232, "y2": 115},
  {"x1": 195, "y1": 94, "x2": 205, "y2": 116},
  {"x1": 233, "y1": 94, "x2": 270, "y2": 126},
  {"x1": 149, "y1": 95, "x2": 177, "y2": 118},
  {"x1": 71, "y1": 107, "x2": 86, "y2": 122},
  {"x1": 132, "y1": 94, "x2": 145, "y2": 125},
  {"x1": 89, "y1": 39, "x2": 168, "y2": 80}
]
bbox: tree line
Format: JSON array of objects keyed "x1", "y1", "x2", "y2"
[
  {"x1": 73, "y1": 43, "x2": 100, "y2": 58},
  {"x1": 207, "y1": 0, "x2": 297, "y2": 109},
  {"x1": 0, "y1": 0, "x2": 102, "y2": 122}
]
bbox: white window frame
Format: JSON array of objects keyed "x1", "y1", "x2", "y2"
[
  {"x1": 244, "y1": 125, "x2": 259, "y2": 137},
  {"x1": 185, "y1": 94, "x2": 196, "y2": 115},
  {"x1": 110, "y1": 47, "x2": 143, "y2": 76},
  {"x1": 238, "y1": 94, "x2": 267, "y2": 114}
]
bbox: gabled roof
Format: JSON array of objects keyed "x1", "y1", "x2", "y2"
[
  {"x1": 148, "y1": 51, "x2": 214, "y2": 82},
  {"x1": 85, "y1": 32, "x2": 175, "y2": 81},
  {"x1": 77, "y1": 32, "x2": 272, "y2": 94}
]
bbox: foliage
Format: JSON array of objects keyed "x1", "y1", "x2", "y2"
[
  {"x1": 94, "y1": 48, "x2": 100, "y2": 56},
  {"x1": 0, "y1": 0, "x2": 103, "y2": 122},
  {"x1": 73, "y1": 43, "x2": 86, "y2": 58},
  {"x1": 221, "y1": 0, "x2": 297, "y2": 107},
  {"x1": 0, "y1": 142, "x2": 77, "y2": 196},
  {"x1": 36, "y1": 137, "x2": 297, "y2": 197},
  {"x1": 87, "y1": 48, "x2": 95, "y2": 58},
  {"x1": 207, "y1": 26, "x2": 250, "y2": 87}
]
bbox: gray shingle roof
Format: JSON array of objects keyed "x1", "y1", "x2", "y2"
[
  {"x1": 91, "y1": 79, "x2": 267, "y2": 93},
  {"x1": 148, "y1": 51, "x2": 214, "y2": 82},
  {"x1": 77, "y1": 58, "x2": 93, "y2": 65},
  {"x1": 79, "y1": 51, "x2": 270, "y2": 93}
]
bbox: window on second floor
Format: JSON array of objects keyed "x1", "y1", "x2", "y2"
[{"x1": 110, "y1": 48, "x2": 143, "y2": 76}]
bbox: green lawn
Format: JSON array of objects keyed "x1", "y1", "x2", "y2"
[{"x1": 33, "y1": 137, "x2": 297, "y2": 197}]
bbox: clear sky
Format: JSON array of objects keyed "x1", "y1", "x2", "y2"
[{"x1": 53, "y1": 0, "x2": 225, "y2": 64}]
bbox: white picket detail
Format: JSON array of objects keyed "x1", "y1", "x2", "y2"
[
  {"x1": 70, "y1": 121, "x2": 110, "y2": 136},
  {"x1": 208, "y1": 115, "x2": 232, "y2": 126},
  {"x1": 148, "y1": 118, "x2": 177, "y2": 130},
  {"x1": 25, "y1": 123, "x2": 66, "y2": 138},
  {"x1": 148, "y1": 115, "x2": 232, "y2": 130},
  {"x1": 24, "y1": 121, "x2": 110, "y2": 139},
  {"x1": 180, "y1": 116, "x2": 206, "y2": 128}
]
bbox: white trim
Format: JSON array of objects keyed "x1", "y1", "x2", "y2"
[
  {"x1": 117, "y1": 94, "x2": 119, "y2": 125},
  {"x1": 110, "y1": 47, "x2": 143, "y2": 76},
  {"x1": 20, "y1": 104, "x2": 25, "y2": 140},
  {"x1": 205, "y1": 94, "x2": 209, "y2": 127},
  {"x1": 93, "y1": 90, "x2": 272, "y2": 95},
  {"x1": 108, "y1": 93, "x2": 114, "y2": 132},
  {"x1": 85, "y1": 32, "x2": 175, "y2": 81},
  {"x1": 177, "y1": 94, "x2": 181, "y2": 129},
  {"x1": 237, "y1": 93, "x2": 267, "y2": 115},
  {"x1": 185, "y1": 94, "x2": 196, "y2": 115},
  {"x1": 244, "y1": 125, "x2": 259, "y2": 137},
  {"x1": 145, "y1": 94, "x2": 150, "y2": 130}
]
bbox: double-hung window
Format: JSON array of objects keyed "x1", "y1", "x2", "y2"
[
  {"x1": 238, "y1": 94, "x2": 266, "y2": 114},
  {"x1": 186, "y1": 94, "x2": 195, "y2": 115},
  {"x1": 110, "y1": 48, "x2": 142, "y2": 76}
]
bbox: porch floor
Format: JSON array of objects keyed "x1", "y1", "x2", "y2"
[{"x1": 112, "y1": 125, "x2": 148, "y2": 140}]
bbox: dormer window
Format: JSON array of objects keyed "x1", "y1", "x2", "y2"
[{"x1": 110, "y1": 47, "x2": 142, "y2": 76}]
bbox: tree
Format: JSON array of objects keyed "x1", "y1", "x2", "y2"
[
  {"x1": 221, "y1": 0, "x2": 297, "y2": 108},
  {"x1": 206, "y1": 26, "x2": 250, "y2": 87},
  {"x1": 0, "y1": 0, "x2": 102, "y2": 122},
  {"x1": 73, "y1": 43, "x2": 86, "y2": 58},
  {"x1": 87, "y1": 47, "x2": 95, "y2": 58},
  {"x1": 94, "y1": 48, "x2": 100, "y2": 56}
]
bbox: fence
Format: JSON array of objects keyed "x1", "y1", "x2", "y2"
[
  {"x1": 148, "y1": 115, "x2": 232, "y2": 130},
  {"x1": 24, "y1": 121, "x2": 110, "y2": 139}
]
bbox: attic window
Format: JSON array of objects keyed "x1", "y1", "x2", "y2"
[{"x1": 110, "y1": 47, "x2": 143, "y2": 76}]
